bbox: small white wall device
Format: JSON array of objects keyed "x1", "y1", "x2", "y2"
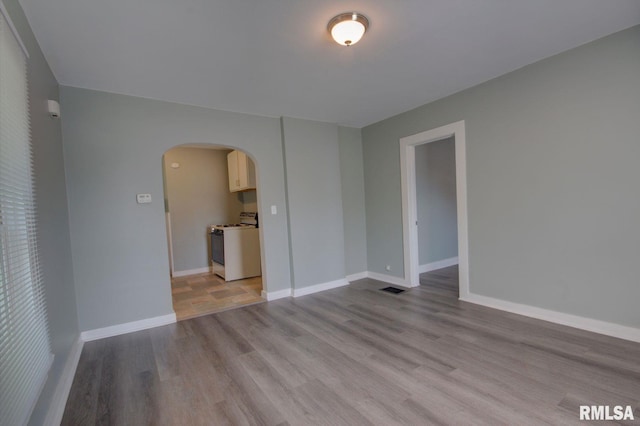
[
  {"x1": 47, "y1": 100, "x2": 60, "y2": 119},
  {"x1": 136, "y1": 193, "x2": 152, "y2": 204}
]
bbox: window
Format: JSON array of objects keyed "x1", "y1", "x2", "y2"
[{"x1": 0, "y1": 3, "x2": 52, "y2": 425}]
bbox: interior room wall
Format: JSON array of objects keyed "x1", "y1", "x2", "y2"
[
  {"x1": 338, "y1": 126, "x2": 368, "y2": 276},
  {"x1": 281, "y1": 117, "x2": 346, "y2": 289},
  {"x1": 60, "y1": 86, "x2": 292, "y2": 331},
  {"x1": 415, "y1": 137, "x2": 458, "y2": 265},
  {"x1": 362, "y1": 25, "x2": 640, "y2": 328},
  {"x1": 1, "y1": 1, "x2": 79, "y2": 424},
  {"x1": 163, "y1": 147, "x2": 241, "y2": 273}
]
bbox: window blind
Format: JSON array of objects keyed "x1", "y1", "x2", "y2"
[{"x1": 0, "y1": 4, "x2": 53, "y2": 426}]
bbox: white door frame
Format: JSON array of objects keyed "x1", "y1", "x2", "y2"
[{"x1": 399, "y1": 120, "x2": 469, "y2": 298}]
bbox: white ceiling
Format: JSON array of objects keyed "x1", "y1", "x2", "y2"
[{"x1": 19, "y1": 0, "x2": 640, "y2": 127}]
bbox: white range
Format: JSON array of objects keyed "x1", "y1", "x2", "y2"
[{"x1": 209, "y1": 212, "x2": 261, "y2": 281}]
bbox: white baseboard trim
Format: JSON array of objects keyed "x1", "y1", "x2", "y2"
[
  {"x1": 43, "y1": 336, "x2": 84, "y2": 426},
  {"x1": 261, "y1": 288, "x2": 292, "y2": 301},
  {"x1": 419, "y1": 257, "x2": 459, "y2": 274},
  {"x1": 346, "y1": 271, "x2": 368, "y2": 282},
  {"x1": 366, "y1": 271, "x2": 412, "y2": 288},
  {"x1": 292, "y1": 278, "x2": 349, "y2": 298},
  {"x1": 81, "y1": 313, "x2": 177, "y2": 342},
  {"x1": 461, "y1": 293, "x2": 640, "y2": 343},
  {"x1": 172, "y1": 266, "x2": 211, "y2": 277}
]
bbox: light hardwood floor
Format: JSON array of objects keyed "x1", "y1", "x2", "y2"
[
  {"x1": 63, "y1": 266, "x2": 640, "y2": 425},
  {"x1": 171, "y1": 272, "x2": 263, "y2": 320}
]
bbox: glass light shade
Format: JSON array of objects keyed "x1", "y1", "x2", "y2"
[
  {"x1": 328, "y1": 13, "x2": 369, "y2": 46},
  {"x1": 331, "y1": 20, "x2": 365, "y2": 46}
]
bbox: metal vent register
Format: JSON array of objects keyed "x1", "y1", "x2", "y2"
[{"x1": 380, "y1": 286, "x2": 405, "y2": 294}]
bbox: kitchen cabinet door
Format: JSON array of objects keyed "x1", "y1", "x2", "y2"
[{"x1": 227, "y1": 150, "x2": 256, "y2": 192}]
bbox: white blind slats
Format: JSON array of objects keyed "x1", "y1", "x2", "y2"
[{"x1": 0, "y1": 4, "x2": 53, "y2": 426}]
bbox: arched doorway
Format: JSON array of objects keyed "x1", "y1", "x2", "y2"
[{"x1": 162, "y1": 144, "x2": 265, "y2": 320}]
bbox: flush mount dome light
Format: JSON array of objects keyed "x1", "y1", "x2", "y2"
[{"x1": 328, "y1": 12, "x2": 369, "y2": 46}]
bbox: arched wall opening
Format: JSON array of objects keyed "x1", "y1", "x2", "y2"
[{"x1": 161, "y1": 143, "x2": 268, "y2": 319}]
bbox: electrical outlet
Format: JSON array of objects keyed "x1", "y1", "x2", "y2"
[{"x1": 385, "y1": 265, "x2": 391, "y2": 271}]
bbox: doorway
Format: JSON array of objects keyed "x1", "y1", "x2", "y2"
[
  {"x1": 415, "y1": 136, "x2": 458, "y2": 271},
  {"x1": 162, "y1": 145, "x2": 265, "y2": 320},
  {"x1": 399, "y1": 120, "x2": 470, "y2": 298}
]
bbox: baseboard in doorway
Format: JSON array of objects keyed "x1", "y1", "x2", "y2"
[
  {"x1": 80, "y1": 313, "x2": 177, "y2": 342},
  {"x1": 43, "y1": 336, "x2": 84, "y2": 425},
  {"x1": 419, "y1": 257, "x2": 459, "y2": 273},
  {"x1": 461, "y1": 293, "x2": 640, "y2": 343},
  {"x1": 261, "y1": 288, "x2": 292, "y2": 301},
  {"x1": 172, "y1": 266, "x2": 211, "y2": 278}
]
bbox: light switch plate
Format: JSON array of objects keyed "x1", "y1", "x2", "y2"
[
  {"x1": 271, "y1": 205, "x2": 277, "y2": 215},
  {"x1": 136, "y1": 193, "x2": 152, "y2": 204}
]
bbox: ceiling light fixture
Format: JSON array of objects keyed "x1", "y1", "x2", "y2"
[{"x1": 328, "y1": 12, "x2": 369, "y2": 47}]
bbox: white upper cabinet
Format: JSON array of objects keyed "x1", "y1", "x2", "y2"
[{"x1": 227, "y1": 150, "x2": 256, "y2": 192}]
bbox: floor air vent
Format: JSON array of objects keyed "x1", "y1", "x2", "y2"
[{"x1": 380, "y1": 286, "x2": 405, "y2": 294}]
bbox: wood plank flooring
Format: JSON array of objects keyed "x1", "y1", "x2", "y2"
[
  {"x1": 171, "y1": 272, "x2": 263, "y2": 320},
  {"x1": 63, "y1": 266, "x2": 640, "y2": 425}
]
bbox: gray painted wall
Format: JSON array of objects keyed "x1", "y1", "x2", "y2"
[
  {"x1": 1, "y1": 1, "x2": 79, "y2": 424},
  {"x1": 60, "y1": 87, "x2": 292, "y2": 331},
  {"x1": 338, "y1": 126, "x2": 368, "y2": 275},
  {"x1": 362, "y1": 25, "x2": 640, "y2": 328},
  {"x1": 416, "y1": 137, "x2": 457, "y2": 265},
  {"x1": 281, "y1": 117, "x2": 346, "y2": 288},
  {"x1": 163, "y1": 147, "x2": 245, "y2": 273}
]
